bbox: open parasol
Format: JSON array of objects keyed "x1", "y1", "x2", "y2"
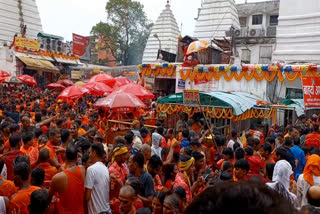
[
  {"x1": 118, "y1": 83, "x2": 155, "y2": 100},
  {"x1": 89, "y1": 74, "x2": 116, "y2": 87},
  {"x1": 0, "y1": 71, "x2": 10, "y2": 78},
  {"x1": 186, "y1": 40, "x2": 210, "y2": 55},
  {"x1": 58, "y1": 79, "x2": 74, "y2": 87},
  {"x1": 94, "y1": 91, "x2": 146, "y2": 112},
  {"x1": 46, "y1": 83, "x2": 66, "y2": 90},
  {"x1": 17, "y1": 75, "x2": 37, "y2": 86},
  {"x1": 115, "y1": 76, "x2": 134, "y2": 87},
  {"x1": 83, "y1": 82, "x2": 113, "y2": 96},
  {"x1": 57, "y1": 85, "x2": 89, "y2": 100}
]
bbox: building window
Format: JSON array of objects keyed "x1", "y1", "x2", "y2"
[
  {"x1": 270, "y1": 15, "x2": 279, "y2": 26},
  {"x1": 241, "y1": 49, "x2": 251, "y2": 64},
  {"x1": 252, "y1": 14, "x2": 263, "y2": 25},
  {"x1": 286, "y1": 88, "x2": 303, "y2": 99},
  {"x1": 239, "y1": 17, "x2": 247, "y2": 27},
  {"x1": 259, "y1": 46, "x2": 272, "y2": 64}
]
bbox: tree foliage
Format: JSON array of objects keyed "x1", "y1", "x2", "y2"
[{"x1": 91, "y1": 0, "x2": 152, "y2": 65}]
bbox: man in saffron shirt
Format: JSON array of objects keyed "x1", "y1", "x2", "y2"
[
  {"x1": 109, "y1": 145, "x2": 129, "y2": 200},
  {"x1": 45, "y1": 129, "x2": 61, "y2": 169},
  {"x1": 2, "y1": 134, "x2": 24, "y2": 180},
  {"x1": 49, "y1": 145, "x2": 85, "y2": 214},
  {"x1": 9, "y1": 162, "x2": 40, "y2": 214},
  {"x1": 305, "y1": 124, "x2": 320, "y2": 149},
  {"x1": 20, "y1": 132, "x2": 38, "y2": 167},
  {"x1": 36, "y1": 148, "x2": 57, "y2": 182}
]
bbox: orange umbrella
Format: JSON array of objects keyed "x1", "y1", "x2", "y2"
[
  {"x1": 118, "y1": 83, "x2": 155, "y2": 100},
  {"x1": 94, "y1": 91, "x2": 146, "y2": 112},
  {"x1": 83, "y1": 82, "x2": 113, "y2": 96},
  {"x1": 57, "y1": 85, "x2": 89, "y2": 100},
  {"x1": 89, "y1": 74, "x2": 116, "y2": 87},
  {"x1": 17, "y1": 75, "x2": 37, "y2": 86}
]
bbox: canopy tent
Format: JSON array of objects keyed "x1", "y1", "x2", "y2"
[
  {"x1": 157, "y1": 91, "x2": 267, "y2": 116},
  {"x1": 156, "y1": 91, "x2": 273, "y2": 121},
  {"x1": 280, "y1": 99, "x2": 305, "y2": 117}
]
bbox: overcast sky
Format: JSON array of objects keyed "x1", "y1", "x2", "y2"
[{"x1": 37, "y1": 0, "x2": 270, "y2": 41}]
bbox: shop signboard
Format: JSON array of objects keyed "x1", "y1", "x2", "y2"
[
  {"x1": 302, "y1": 76, "x2": 320, "y2": 109},
  {"x1": 14, "y1": 37, "x2": 39, "y2": 52},
  {"x1": 183, "y1": 90, "x2": 200, "y2": 106},
  {"x1": 72, "y1": 33, "x2": 91, "y2": 60}
]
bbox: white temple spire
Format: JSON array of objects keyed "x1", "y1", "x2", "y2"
[
  {"x1": 193, "y1": 0, "x2": 240, "y2": 41},
  {"x1": 0, "y1": 0, "x2": 43, "y2": 43},
  {"x1": 142, "y1": 1, "x2": 180, "y2": 64}
]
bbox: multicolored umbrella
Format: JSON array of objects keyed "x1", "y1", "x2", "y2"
[
  {"x1": 46, "y1": 83, "x2": 66, "y2": 90},
  {"x1": 83, "y1": 82, "x2": 113, "y2": 96},
  {"x1": 57, "y1": 85, "x2": 89, "y2": 100},
  {"x1": 118, "y1": 83, "x2": 155, "y2": 100},
  {"x1": 186, "y1": 40, "x2": 209, "y2": 55},
  {"x1": 94, "y1": 91, "x2": 146, "y2": 112},
  {"x1": 17, "y1": 75, "x2": 37, "y2": 86},
  {"x1": 58, "y1": 79, "x2": 74, "y2": 87},
  {"x1": 89, "y1": 74, "x2": 116, "y2": 87}
]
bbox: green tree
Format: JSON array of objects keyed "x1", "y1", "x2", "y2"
[{"x1": 91, "y1": 0, "x2": 152, "y2": 66}]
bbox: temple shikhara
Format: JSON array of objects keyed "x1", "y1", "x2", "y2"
[
  {"x1": 194, "y1": 0, "x2": 240, "y2": 40},
  {"x1": 142, "y1": 1, "x2": 180, "y2": 64},
  {"x1": 0, "y1": 0, "x2": 43, "y2": 43}
]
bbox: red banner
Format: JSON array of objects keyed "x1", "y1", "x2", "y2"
[
  {"x1": 72, "y1": 33, "x2": 90, "y2": 58},
  {"x1": 302, "y1": 76, "x2": 320, "y2": 109}
]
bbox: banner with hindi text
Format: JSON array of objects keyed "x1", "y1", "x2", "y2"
[{"x1": 302, "y1": 76, "x2": 320, "y2": 109}]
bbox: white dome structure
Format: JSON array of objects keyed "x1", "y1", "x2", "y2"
[
  {"x1": 194, "y1": 0, "x2": 240, "y2": 41},
  {"x1": 142, "y1": 1, "x2": 180, "y2": 64},
  {"x1": 273, "y1": 0, "x2": 320, "y2": 63},
  {"x1": 0, "y1": 0, "x2": 43, "y2": 44}
]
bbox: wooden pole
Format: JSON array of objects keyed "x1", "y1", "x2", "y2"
[
  {"x1": 107, "y1": 120, "x2": 157, "y2": 129},
  {"x1": 197, "y1": 101, "x2": 218, "y2": 149}
]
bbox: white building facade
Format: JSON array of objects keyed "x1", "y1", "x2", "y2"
[{"x1": 235, "y1": 1, "x2": 279, "y2": 64}]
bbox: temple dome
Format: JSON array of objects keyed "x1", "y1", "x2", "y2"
[
  {"x1": 0, "y1": 0, "x2": 43, "y2": 44},
  {"x1": 142, "y1": 1, "x2": 180, "y2": 64},
  {"x1": 194, "y1": 0, "x2": 240, "y2": 41}
]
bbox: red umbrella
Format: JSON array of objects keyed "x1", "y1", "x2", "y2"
[
  {"x1": 83, "y1": 82, "x2": 113, "y2": 96},
  {"x1": 17, "y1": 75, "x2": 37, "y2": 86},
  {"x1": 115, "y1": 76, "x2": 134, "y2": 86},
  {"x1": 46, "y1": 83, "x2": 66, "y2": 90},
  {"x1": 58, "y1": 79, "x2": 74, "y2": 87},
  {"x1": 89, "y1": 74, "x2": 116, "y2": 87},
  {"x1": 118, "y1": 83, "x2": 155, "y2": 100},
  {"x1": 94, "y1": 91, "x2": 146, "y2": 112},
  {"x1": 57, "y1": 85, "x2": 89, "y2": 100},
  {"x1": 0, "y1": 71, "x2": 10, "y2": 78}
]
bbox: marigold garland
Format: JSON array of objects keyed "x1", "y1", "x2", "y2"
[
  {"x1": 156, "y1": 104, "x2": 275, "y2": 121},
  {"x1": 142, "y1": 66, "x2": 319, "y2": 83}
]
